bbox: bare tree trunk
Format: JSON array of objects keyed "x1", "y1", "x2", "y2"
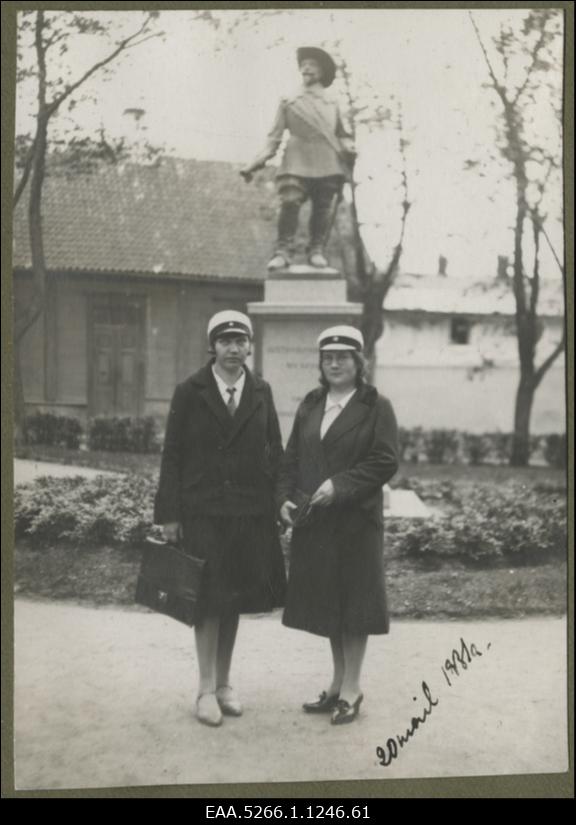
[
  {"x1": 469, "y1": 12, "x2": 563, "y2": 469},
  {"x1": 361, "y1": 262, "x2": 398, "y2": 382},
  {"x1": 511, "y1": 376, "x2": 536, "y2": 466},
  {"x1": 13, "y1": 12, "x2": 49, "y2": 442},
  {"x1": 348, "y1": 183, "x2": 368, "y2": 290},
  {"x1": 510, "y1": 221, "x2": 565, "y2": 466},
  {"x1": 13, "y1": 341, "x2": 28, "y2": 447},
  {"x1": 361, "y1": 281, "x2": 384, "y2": 380},
  {"x1": 28, "y1": 113, "x2": 49, "y2": 306}
]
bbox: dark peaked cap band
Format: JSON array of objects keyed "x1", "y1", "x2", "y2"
[
  {"x1": 207, "y1": 310, "x2": 253, "y2": 343},
  {"x1": 210, "y1": 320, "x2": 251, "y2": 340},
  {"x1": 319, "y1": 334, "x2": 363, "y2": 351}
]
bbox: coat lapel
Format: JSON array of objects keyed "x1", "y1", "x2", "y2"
[
  {"x1": 300, "y1": 390, "x2": 328, "y2": 473},
  {"x1": 321, "y1": 388, "x2": 371, "y2": 449},
  {"x1": 195, "y1": 364, "x2": 233, "y2": 433}
]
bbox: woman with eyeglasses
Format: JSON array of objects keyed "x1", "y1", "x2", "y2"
[{"x1": 278, "y1": 325, "x2": 399, "y2": 725}]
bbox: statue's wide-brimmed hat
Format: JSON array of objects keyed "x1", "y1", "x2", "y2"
[{"x1": 297, "y1": 46, "x2": 337, "y2": 87}]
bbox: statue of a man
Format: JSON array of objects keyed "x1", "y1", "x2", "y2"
[{"x1": 241, "y1": 46, "x2": 356, "y2": 271}]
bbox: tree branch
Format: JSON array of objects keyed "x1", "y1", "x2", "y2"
[
  {"x1": 372, "y1": 108, "x2": 411, "y2": 296},
  {"x1": 528, "y1": 209, "x2": 541, "y2": 318},
  {"x1": 513, "y1": 20, "x2": 549, "y2": 106},
  {"x1": 122, "y1": 32, "x2": 162, "y2": 52},
  {"x1": 533, "y1": 327, "x2": 566, "y2": 388},
  {"x1": 36, "y1": 10, "x2": 47, "y2": 111},
  {"x1": 14, "y1": 301, "x2": 44, "y2": 344},
  {"x1": 531, "y1": 211, "x2": 565, "y2": 278},
  {"x1": 469, "y1": 12, "x2": 507, "y2": 103},
  {"x1": 13, "y1": 137, "x2": 37, "y2": 207},
  {"x1": 44, "y1": 30, "x2": 68, "y2": 51},
  {"x1": 542, "y1": 225, "x2": 565, "y2": 277},
  {"x1": 46, "y1": 13, "x2": 158, "y2": 116}
]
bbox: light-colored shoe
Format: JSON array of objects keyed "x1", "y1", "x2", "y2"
[
  {"x1": 216, "y1": 685, "x2": 243, "y2": 717},
  {"x1": 267, "y1": 252, "x2": 290, "y2": 271},
  {"x1": 196, "y1": 693, "x2": 223, "y2": 727},
  {"x1": 308, "y1": 251, "x2": 329, "y2": 268}
]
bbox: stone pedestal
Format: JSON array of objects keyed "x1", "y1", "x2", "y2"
[{"x1": 248, "y1": 266, "x2": 362, "y2": 440}]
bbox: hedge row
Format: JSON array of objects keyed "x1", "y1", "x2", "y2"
[
  {"x1": 23, "y1": 414, "x2": 566, "y2": 466},
  {"x1": 14, "y1": 474, "x2": 567, "y2": 567},
  {"x1": 398, "y1": 428, "x2": 566, "y2": 468},
  {"x1": 24, "y1": 413, "x2": 160, "y2": 453},
  {"x1": 25, "y1": 413, "x2": 83, "y2": 450}
]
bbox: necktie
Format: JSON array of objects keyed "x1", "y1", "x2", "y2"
[{"x1": 226, "y1": 387, "x2": 237, "y2": 416}]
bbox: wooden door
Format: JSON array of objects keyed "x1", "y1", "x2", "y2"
[{"x1": 90, "y1": 298, "x2": 145, "y2": 416}]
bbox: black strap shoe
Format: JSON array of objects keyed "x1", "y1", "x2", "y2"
[
  {"x1": 302, "y1": 691, "x2": 340, "y2": 714},
  {"x1": 331, "y1": 694, "x2": 364, "y2": 725}
]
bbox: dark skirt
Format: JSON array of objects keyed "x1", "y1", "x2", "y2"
[
  {"x1": 183, "y1": 513, "x2": 286, "y2": 622},
  {"x1": 282, "y1": 510, "x2": 390, "y2": 638}
]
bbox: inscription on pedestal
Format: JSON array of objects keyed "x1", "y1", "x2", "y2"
[
  {"x1": 261, "y1": 321, "x2": 329, "y2": 438},
  {"x1": 248, "y1": 275, "x2": 362, "y2": 440}
]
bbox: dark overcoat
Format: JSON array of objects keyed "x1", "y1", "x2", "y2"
[
  {"x1": 154, "y1": 362, "x2": 286, "y2": 617},
  {"x1": 277, "y1": 382, "x2": 399, "y2": 637}
]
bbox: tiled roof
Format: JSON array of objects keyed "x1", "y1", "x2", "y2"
[
  {"x1": 12, "y1": 157, "x2": 278, "y2": 281},
  {"x1": 12, "y1": 157, "x2": 565, "y2": 317},
  {"x1": 384, "y1": 273, "x2": 564, "y2": 317}
]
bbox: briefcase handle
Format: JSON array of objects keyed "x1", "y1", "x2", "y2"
[{"x1": 145, "y1": 535, "x2": 185, "y2": 552}]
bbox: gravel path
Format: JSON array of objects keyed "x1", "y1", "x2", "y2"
[
  {"x1": 13, "y1": 599, "x2": 568, "y2": 792},
  {"x1": 14, "y1": 459, "x2": 119, "y2": 484}
]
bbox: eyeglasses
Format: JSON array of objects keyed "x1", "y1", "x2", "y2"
[{"x1": 320, "y1": 352, "x2": 354, "y2": 365}]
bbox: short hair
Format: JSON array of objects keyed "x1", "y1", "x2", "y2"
[{"x1": 318, "y1": 350, "x2": 367, "y2": 389}]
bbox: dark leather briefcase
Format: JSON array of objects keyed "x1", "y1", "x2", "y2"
[{"x1": 135, "y1": 537, "x2": 206, "y2": 627}]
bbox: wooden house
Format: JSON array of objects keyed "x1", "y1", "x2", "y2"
[{"x1": 12, "y1": 158, "x2": 278, "y2": 420}]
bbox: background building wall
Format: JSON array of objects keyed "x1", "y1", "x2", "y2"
[{"x1": 374, "y1": 313, "x2": 566, "y2": 433}]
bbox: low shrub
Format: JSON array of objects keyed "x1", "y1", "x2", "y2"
[
  {"x1": 398, "y1": 427, "x2": 425, "y2": 463},
  {"x1": 423, "y1": 429, "x2": 460, "y2": 464},
  {"x1": 543, "y1": 433, "x2": 567, "y2": 469},
  {"x1": 396, "y1": 482, "x2": 567, "y2": 567},
  {"x1": 14, "y1": 473, "x2": 158, "y2": 547},
  {"x1": 483, "y1": 431, "x2": 514, "y2": 465},
  {"x1": 25, "y1": 413, "x2": 83, "y2": 450},
  {"x1": 87, "y1": 417, "x2": 159, "y2": 453},
  {"x1": 462, "y1": 433, "x2": 492, "y2": 466}
]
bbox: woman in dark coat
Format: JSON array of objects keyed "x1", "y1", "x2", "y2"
[
  {"x1": 278, "y1": 325, "x2": 399, "y2": 725},
  {"x1": 154, "y1": 310, "x2": 286, "y2": 727}
]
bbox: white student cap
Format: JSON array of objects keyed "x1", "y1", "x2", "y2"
[
  {"x1": 207, "y1": 310, "x2": 253, "y2": 344},
  {"x1": 317, "y1": 325, "x2": 364, "y2": 352}
]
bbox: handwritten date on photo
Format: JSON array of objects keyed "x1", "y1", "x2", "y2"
[
  {"x1": 206, "y1": 807, "x2": 371, "y2": 820},
  {"x1": 376, "y1": 637, "x2": 492, "y2": 768}
]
